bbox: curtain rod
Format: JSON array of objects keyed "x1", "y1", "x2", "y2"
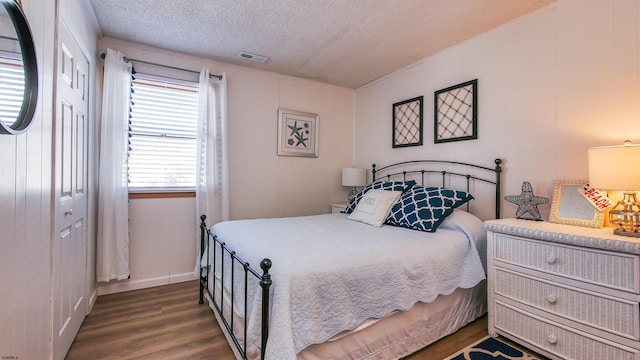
[{"x1": 100, "y1": 53, "x2": 222, "y2": 80}]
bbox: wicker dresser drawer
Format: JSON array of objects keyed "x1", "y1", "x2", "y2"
[
  {"x1": 494, "y1": 301, "x2": 640, "y2": 360},
  {"x1": 494, "y1": 267, "x2": 640, "y2": 340},
  {"x1": 486, "y1": 219, "x2": 640, "y2": 359},
  {"x1": 493, "y1": 233, "x2": 640, "y2": 293}
]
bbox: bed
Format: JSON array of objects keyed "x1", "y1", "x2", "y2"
[{"x1": 199, "y1": 159, "x2": 503, "y2": 360}]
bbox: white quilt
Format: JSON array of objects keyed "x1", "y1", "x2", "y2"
[{"x1": 208, "y1": 210, "x2": 486, "y2": 360}]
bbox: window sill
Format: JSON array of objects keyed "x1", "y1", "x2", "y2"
[{"x1": 128, "y1": 191, "x2": 195, "y2": 199}]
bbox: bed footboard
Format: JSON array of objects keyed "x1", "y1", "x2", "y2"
[{"x1": 199, "y1": 215, "x2": 272, "y2": 360}]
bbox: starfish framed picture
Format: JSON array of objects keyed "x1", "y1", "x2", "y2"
[{"x1": 277, "y1": 108, "x2": 319, "y2": 158}]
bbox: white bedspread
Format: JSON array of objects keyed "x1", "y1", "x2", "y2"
[{"x1": 208, "y1": 210, "x2": 486, "y2": 360}]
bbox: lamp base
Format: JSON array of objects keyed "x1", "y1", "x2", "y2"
[
  {"x1": 609, "y1": 192, "x2": 640, "y2": 237},
  {"x1": 613, "y1": 229, "x2": 640, "y2": 238},
  {"x1": 348, "y1": 187, "x2": 358, "y2": 203}
]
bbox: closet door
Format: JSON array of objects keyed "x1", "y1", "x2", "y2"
[{"x1": 52, "y1": 20, "x2": 89, "y2": 360}]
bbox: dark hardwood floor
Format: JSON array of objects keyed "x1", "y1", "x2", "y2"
[{"x1": 66, "y1": 281, "x2": 489, "y2": 359}]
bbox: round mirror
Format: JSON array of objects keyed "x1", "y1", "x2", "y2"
[{"x1": 0, "y1": 0, "x2": 37, "y2": 135}]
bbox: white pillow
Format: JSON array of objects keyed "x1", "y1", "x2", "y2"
[{"x1": 347, "y1": 189, "x2": 402, "y2": 226}]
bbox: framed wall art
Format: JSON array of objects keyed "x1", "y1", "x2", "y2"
[
  {"x1": 549, "y1": 179, "x2": 604, "y2": 228},
  {"x1": 392, "y1": 96, "x2": 423, "y2": 148},
  {"x1": 434, "y1": 79, "x2": 477, "y2": 143},
  {"x1": 277, "y1": 108, "x2": 318, "y2": 158}
]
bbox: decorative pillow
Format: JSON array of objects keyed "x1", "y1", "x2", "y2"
[
  {"x1": 344, "y1": 180, "x2": 416, "y2": 214},
  {"x1": 347, "y1": 190, "x2": 403, "y2": 226},
  {"x1": 386, "y1": 186, "x2": 474, "y2": 232}
]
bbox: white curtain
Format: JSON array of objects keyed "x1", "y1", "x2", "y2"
[
  {"x1": 195, "y1": 69, "x2": 229, "y2": 276},
  {"x1": 96, "y1": 49, "x2": 133, "y2": 282}
]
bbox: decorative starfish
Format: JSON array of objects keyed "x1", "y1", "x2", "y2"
[
  {"x1": 504, "y1": 181, "x2": 549, "y2": 221},
  {"x1": 294, "y1": 132, "x2": 308, "y2": 147},
  {"x1": 287, "y1": 121, "x2": 303, "y2": 137}
]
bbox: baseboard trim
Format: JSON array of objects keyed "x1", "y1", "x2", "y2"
[
  {"x1": 97, "y1": 272, "x2": 196, "y2": 296},
  {"x1": 88, "y1": 288, "x2": 98, "y2": 311}
]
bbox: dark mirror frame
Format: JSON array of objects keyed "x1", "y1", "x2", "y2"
[{"x1": 0, "y1": 0, "x2": 38, "y2": 135}]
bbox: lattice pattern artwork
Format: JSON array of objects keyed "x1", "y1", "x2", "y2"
[
  {"x1": 434, "y1": 79, "x2": 477, "y2": 143},
  {"x1": 393, "y1": 96, "x2": 423, "y2": 148}
]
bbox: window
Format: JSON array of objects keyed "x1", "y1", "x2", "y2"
[
  {"x1": 0, "y1": 54, "x2": 24, "y2": 128},
  {"x1": 128, "y1": 73, "x2": 199, "y2": 191}
]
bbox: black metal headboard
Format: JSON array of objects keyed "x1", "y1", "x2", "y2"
[{"x1": 371, "y1": 159, "x2": 502, "y2": 219}]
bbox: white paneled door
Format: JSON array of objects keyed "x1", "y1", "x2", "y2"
[{"x1": 53, "y1": 21, "x2": 89, "y2": 360}]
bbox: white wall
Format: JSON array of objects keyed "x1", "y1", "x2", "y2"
[
  {"x1": 128, "y1": 198, "x2": 195, "y2": 281},
  {"x1": 98, "y1": 197, "x2": 197, "y2": 294},
  {"x1": 355, "y1": 0, "x2": 640, "y2": 220},
  {"x1": 0, "y1": 1, "x2": 55, "y2": 358},
  {"x1": 96, "y1": 38, "x2": 355, "y2": 292}
]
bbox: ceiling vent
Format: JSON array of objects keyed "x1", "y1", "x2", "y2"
[{"x1": 238, "y1": 52, "x2": 268, "y2": 63}]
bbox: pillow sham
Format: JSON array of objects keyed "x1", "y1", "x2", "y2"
[
  {"x1": 386, "y1": 186, "x2": 474, "y2": 232},
  {"x1": 347, "y1": 189, "x2": 403, "y2": 226},
  {"x1": 344, "y1": 180, "x2": 416, "y2": 214}
]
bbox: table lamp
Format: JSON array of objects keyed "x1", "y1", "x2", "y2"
[
  {"x1": 588, "y1": 141, "x2": 640, "y2": 237},
  {"x1": 342, "y1": 168, "x2": 366, "y2": 202}
]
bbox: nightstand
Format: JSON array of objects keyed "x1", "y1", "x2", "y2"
[
  {"x1": 485, "y1": 218, "x2": 640, "y2": 359},
  {"x1": 330, "y1": 203, "x2": 348, "y2": 214}
]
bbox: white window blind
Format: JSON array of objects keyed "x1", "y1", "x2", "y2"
[
  {"x1": 128, "y1": 73, "x2": 199, "y2": 191},
  {"x1": 0, "y1": 55, "x2": 25, "y2": 128}
]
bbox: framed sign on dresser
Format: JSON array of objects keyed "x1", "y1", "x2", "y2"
[{"x1": 485, "y1": 218, "x2": 640, "y2": 360}]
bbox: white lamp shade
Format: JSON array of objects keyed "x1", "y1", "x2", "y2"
[
  {"x1": 588, "y1": 144, "x2": 640, "y2": 190},
  {"x1": 342, "y1": 168, "x2": 366, "y2": 187}
]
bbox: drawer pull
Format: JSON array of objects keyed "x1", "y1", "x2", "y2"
[
  {"x1": 546, "y1": 294, "x2": 557, "y2": 304},
  {"x1": 547, "y1": 334, "x2": 558, "y2": 345},
  {"x1": 546, "y1": 255, "x2": 557, "y2": 264}
]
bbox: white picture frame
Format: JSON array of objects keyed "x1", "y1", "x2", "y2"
[
  {"x1": 549, "y1": 179, "x2": 604, "y2": 228},
  {"x1": 277, "y1": 108, "x2": 318, "y2": 158}
]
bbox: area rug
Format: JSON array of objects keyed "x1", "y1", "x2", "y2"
[{"x1": 444, "y1": 336, "x2": 541, "y2": 360}]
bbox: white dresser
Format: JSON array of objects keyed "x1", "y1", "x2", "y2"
[
  {"x1": 485, "y1": 218, "x2": 640, "y2": 360},
  {"x1": 330, "y1": 202, "x2": 348, "y2": 214}
]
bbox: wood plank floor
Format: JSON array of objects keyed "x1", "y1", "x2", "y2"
[{"x1": 66, "y1": 281, "x2": 489, "y2": 359}]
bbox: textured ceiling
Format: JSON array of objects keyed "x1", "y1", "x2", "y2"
[{"x1": 89, "y1": 0, "x2": 556, "y2": 89}]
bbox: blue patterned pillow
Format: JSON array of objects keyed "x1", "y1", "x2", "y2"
[
  {"x1": 344, "y1": 180, "x2": 416, "y2": 214},
  {"x1": 386, "y1": 186, "x2": 474, "y2": 232}
]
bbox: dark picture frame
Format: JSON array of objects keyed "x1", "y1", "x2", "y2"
[
  {"x1": 434, "y1": 79, "x2": 477, "y2": 143},
  {"x1": 0, "y1": 0, "x2": 38, "y2": 135},
  {"x1": 392, "y1": 96, "x2": 423, "y2": 148}
]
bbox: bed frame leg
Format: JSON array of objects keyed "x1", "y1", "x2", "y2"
[
  {"x1": 199, "y1": 215, "x2": 207, "y2": 305},
  {"x1": 260, "y1": 259, "x2": 272, "y2": 360},
  {"x1": 494, "y1": 159, "x2": 502, "y2": 219}
]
